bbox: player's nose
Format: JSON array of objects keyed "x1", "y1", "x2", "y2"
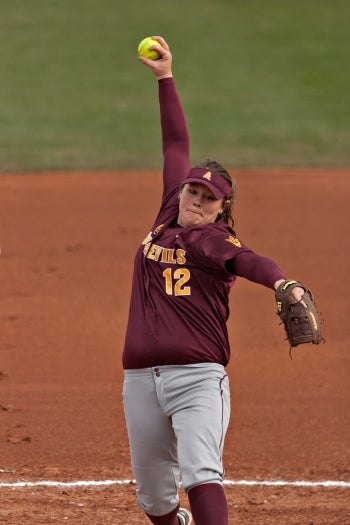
[{"x1": 190, "y1": 194, "x2": 200, "y2": 206}]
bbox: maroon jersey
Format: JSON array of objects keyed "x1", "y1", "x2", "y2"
[{"x1": 122, "y1": 78, "x2": 284, "y2": 369}]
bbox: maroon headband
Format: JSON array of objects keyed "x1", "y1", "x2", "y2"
[{"x1": 182, "y1": 168, "x2": 231, "y2": 200}]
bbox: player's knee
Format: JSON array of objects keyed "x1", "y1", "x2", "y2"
[
  {"x1": 182, "y1": 470, "x2": 224, "y2": 493},
  {"x1": 136, "y1": 491, "x2": 179, "y2": 516}
]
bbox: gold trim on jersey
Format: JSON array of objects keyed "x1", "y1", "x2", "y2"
[{"x1": 142, "y1": 231, "x2": 153, "y2": 245}]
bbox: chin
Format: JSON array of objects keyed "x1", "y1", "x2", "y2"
[{"x1": 186, "y1": 217, "x2": 203, "y2": 226}]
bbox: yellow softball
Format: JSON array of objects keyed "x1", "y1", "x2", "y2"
[{"x1": 137, "y1": 37, "x2": 161, "y2": 60}]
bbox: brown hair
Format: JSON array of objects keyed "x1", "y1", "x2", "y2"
[{"x1": 195, "y1": 159, "x2": 236, "y2": 227}]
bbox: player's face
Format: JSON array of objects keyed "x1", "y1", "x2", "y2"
[{"x1": 177, "y1": 183, "x2": 223, "y2": 227}]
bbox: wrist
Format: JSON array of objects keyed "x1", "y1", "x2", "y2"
[
  {"x1": 157, "y1": 73, "x2": 173, "y2": 80},
  {"x1": 274, "y1": 278, "x2": 285, "y2": 290}
]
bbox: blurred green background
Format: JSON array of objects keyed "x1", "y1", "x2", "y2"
[{"x1": 0, "y1": 0, "x2": 349, "y2": 171}]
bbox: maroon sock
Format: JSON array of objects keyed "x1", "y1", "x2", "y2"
[
  {"x1": 146, "y1": 504, "x2": 180, "y2": 525},
  {"x1": 188, "y1": 483, "x2": 228, "y2": 525}
]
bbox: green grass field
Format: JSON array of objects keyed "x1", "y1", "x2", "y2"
[{"x1": 0, "y1": 0, "x2": 349, "y2": 171}]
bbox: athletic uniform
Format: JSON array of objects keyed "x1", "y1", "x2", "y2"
[{"x1": 122, "y1": 78, "x2": 285, "y2": 517}]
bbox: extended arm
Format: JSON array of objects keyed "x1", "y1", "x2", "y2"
[
  {"x1": 228, "y1": 251, "x2": 305, "y2": 300},
  {"x1": 228, "y1": 251, "x2": 285, "y2": 289},
  {"x1": 138, "y1": 36, "x2": 190, "y2": 198}
]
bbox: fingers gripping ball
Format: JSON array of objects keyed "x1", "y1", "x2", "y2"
[{"x1": 137, "y1": 37, "x2": 161, "y2": 60}]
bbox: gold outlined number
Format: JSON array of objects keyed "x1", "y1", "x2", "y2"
[{"x1": 163, "y1": 268, "x2": 191, "y2": 296}]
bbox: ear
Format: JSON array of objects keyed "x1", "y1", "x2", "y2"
[{"x1": 221, "y1": 196, "x2": 233, "y2": 212}]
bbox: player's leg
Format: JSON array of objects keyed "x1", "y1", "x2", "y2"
[
  {"x1": 122, "y1": 368, "x2": 180, "y2": 521},
  {"x1": 169, "y1": 364, "x2": 231, "y2": 525},
  {"x1": 188, "y1": 483, "x2": 227, "y2": 524}
]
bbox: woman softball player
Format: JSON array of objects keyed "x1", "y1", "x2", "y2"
[{"x1": 122, "y1": 36, "x2": 304, "y2": 525}]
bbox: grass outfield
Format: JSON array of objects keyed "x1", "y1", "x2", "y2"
[{"x1": 0, "y1": 0, "x2": 349, "y2": 171}]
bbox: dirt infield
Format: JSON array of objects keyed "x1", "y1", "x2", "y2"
[{"x1": 0, "y1": 169, "x2": 349, "y2": 524}]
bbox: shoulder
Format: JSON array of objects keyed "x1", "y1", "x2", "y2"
[
  {"x1": 184, "y1": 223, "x2": 248, "y2": 262},
  {"x1": 191, "y1": 222, "x2": 244, "y2": 247}
]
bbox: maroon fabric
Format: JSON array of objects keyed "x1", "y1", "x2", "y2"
[
  {"x1": 146, "y1": 504, "x2": 180, "y2": 525},
  {"x1": 122, "y1": 77, "x2": 285, "y2": 370},
  {"x1": 228, "y1": 250, "x2": 285, "y2": 288},
  {"x1": 183, "y1": 167, "x2": 232, "y2": 200},
  {"x1": 188, "y1": 483, "x2": 228, "y2": 525}
]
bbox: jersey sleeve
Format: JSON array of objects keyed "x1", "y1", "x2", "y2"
[
  {"x1": 228, "y1": 250, "x2": 286, "y2": 289},
  {"x1": 189, "y1": 226, "x2": 251, "y2": 273},
  {"x1": 189, "y1": 225, "x2": 285, "y2": 288},
  {"x1": 158, "y1": 78, "x2": 190, "y2": 201}
]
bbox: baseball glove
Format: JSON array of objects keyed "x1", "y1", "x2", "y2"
[{"x1": 275, "y1": 280, "x2": 324, "y2": 349}]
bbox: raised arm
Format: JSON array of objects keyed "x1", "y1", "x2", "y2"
[{"x1": 138, "y1": 36, "x2": 190, "y2": 198}]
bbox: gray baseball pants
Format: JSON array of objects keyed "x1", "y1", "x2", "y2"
[{"x1": 122, "y1": 363, "x2": 230, "y2": 516}]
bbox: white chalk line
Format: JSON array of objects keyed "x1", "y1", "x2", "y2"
[{"x1": 0, "y1": 479, "x2": 349, "y2": 489}]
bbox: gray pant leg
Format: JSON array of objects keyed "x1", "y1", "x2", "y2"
[
  {"x1": 166, "y1": 365, "x2": 231, "y2": 491},
  {"x1": 122, "y1": 369, "x2": 180, "y2": 516}
]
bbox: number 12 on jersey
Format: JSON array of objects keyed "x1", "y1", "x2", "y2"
[{"x1": 163, "y1": 268, "x2": 191, "y2": 296}]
